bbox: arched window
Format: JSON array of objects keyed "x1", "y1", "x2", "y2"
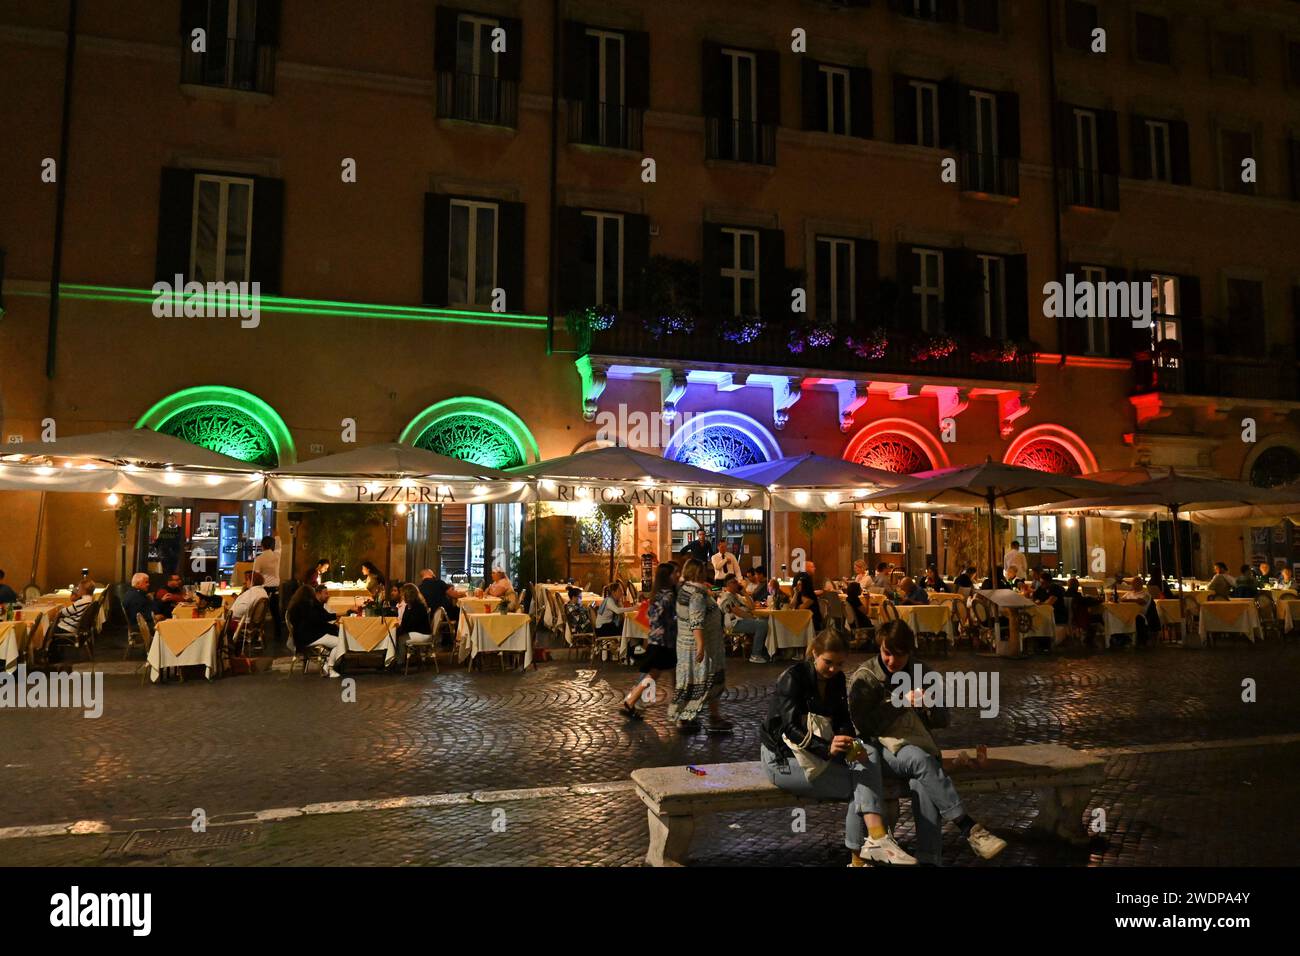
[
  {"x1": 1011, "y1": 439, "x2": 1082, "y2": 476},
  {"x1": 401, "y1": 397, "x2": 539, "y2": 468},
  {"x1": 1250, "y1": 446, "x2": 1300, "y2": 489},
  {"x1": 137, "y1": 386, "x2": 295, "y2": 467},
  {"x1": 853, "y1": 434, "x2": 931, "y2": 474},
  {"x1": 669, "y1": 426, "x2": 766, "y2": 471}
]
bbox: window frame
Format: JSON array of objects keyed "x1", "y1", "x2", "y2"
[
  {"x1": 189, "y1": 172, "x2": 255, "y2": 284},
  {"x1": 1080, "y1": 264, "x2": 1108, "y2": 355},
  {"x1": 819, "y1": 64, "x2": 852, "y2": 136},
  {"x1": 448, "y1": 198, "x2": 500, "y2": 308},
  {"x1": 720, "y1": 227, "x2": 760, "y2": 317},
  {"x1": 815, "y1": 235, "x2": 857, "y2": 326},
  {"x1": 913, "y1": 247, "x2": 945, "y2": 332},
  {"x1": 977, "y1": 253, "x2": 1007, "y2": 339},
  {"x1": 1146, "y1": 118, "x2": 1172, "y2": 182},
  {"x1": 1150, "y1": 272, "x2": 1180, "y2": 347},
  {"x1": 581, "y1": 210, "x2": 625, "y2": 310},
  {"x1": 910, "y1": 79, "x2": 940, "y2": 147}
]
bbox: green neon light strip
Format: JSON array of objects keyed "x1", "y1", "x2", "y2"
[{"x1": 11, "y1": 284, "x2": 549, "y2": 330}]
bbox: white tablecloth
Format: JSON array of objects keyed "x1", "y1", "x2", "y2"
[
  {"x1": 759, "y1": 609, "x2": 815, "y2": 657},
  {"x1": 148, "y1": 620, "x2": 219, "y2": 682},
  {"x1": 1280, "y1": 599, "x2": 1300, "y2": 634},
  {"x1": 620, "y1": 614, "x2": 650, "y2": 657},
  {"x1": 1101, "y1": 602, "x2": 1143, "y2": 647},
  {"x1": 1198, "y1": 602, "x2": 1262, "y2": 643},
  {"x1": 1022, "y1": 604, "x2": 1060, "y2": 644},
  {"x1": 332, "y1": 617, "x2": 397, "y2": 671},
  {"x1": 894, "y1": 604, "x2": 954, "y2": 640},
  {"x1": 458, "y1": 613, "x2": 531, "y2": 667}
]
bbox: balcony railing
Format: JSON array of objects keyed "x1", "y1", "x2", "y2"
[
  {"x1": 181, "y1": 38, "x2": 275, "y2": 93},
  {"x1": 582, "y1": 314, "x2": 1036, "y2": 384},
  {"x1": 1135, "y1": 348, "x2": 1300, "y2": 402},
  {"x1": 1059, "y1": 166, "x2": 1120, "y2": 210},
  {"x1": 960, "y1": 151, "x2": 1019, "y2": 197},
  {"x1": 705, "y1": 118, "x2": 777, "y2": 166},
  {"x1": 567, "y1": 100, "x2": 644, "y2": 151},
  {"x1": 436, "y1": 71, "x2": 518, "y2": 127}
]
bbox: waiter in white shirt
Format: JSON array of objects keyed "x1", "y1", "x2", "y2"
[
  {"x1": 710, "y1": 540, "x2": 742, "y2": 580},
  {"x1": 1003, "y1": 540, "x2": 1029, "y2": 583},
  {"x1": 252, "y1": 535, "x2": 282, "y2": 640}
]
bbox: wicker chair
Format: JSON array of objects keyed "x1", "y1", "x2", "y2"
[
  {"x1": 1254, "y1": 592, "x2": 1282, "y2": 642},
  {"x1": 125, "y1": 611, "x2": 153, "y2": 661}
]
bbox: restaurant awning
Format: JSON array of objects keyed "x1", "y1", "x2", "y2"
[
  {"x1": 508, "y1": 445, "x2": 769, "y2": 509},
  {"x1": 724, "y1": 453, "x2": 911, "y2": 511}
]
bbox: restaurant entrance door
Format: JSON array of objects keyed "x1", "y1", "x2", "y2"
[
  {"x1": 670, "y1": 507, "x2": 767, "y2": 573},
  {"x1": 409, "y1": 502, "x2": 523, "y2": 586}
]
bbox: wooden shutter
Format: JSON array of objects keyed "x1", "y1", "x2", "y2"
[
  {"x1": 250, "y1": 176, "x2": 285, "y2": 295},
  {"x1": 626, "y1": 31, "x2": 650, "y2": 110},
  {"x1": 623, "y1": 213, "x2": 651, "y2": 311},
  {"x1": 1005, "y1": 254, "x2": 1029, "y2": 341},
  {"x1": 499, "y1": 17, "x2": 523, "y2": 82},
  {"x1": 562, "y1": 21, "x2": 587, "y2": 101},
  {"x1": 1104, "y1": 266, "x2": 1139, "y2": 359},
  {"x1": 850, "y1": 67, "x2": 873, "y2": 140},
  {"x1": 757, "y1": 51, "x2": 781, "y2": 127},
  {"x1": 434, "y1": 7, "x2": 459, "y2": 73},
  {"x1": 155, "y1": 167, "x2": 196, "y2": 283},
  {"x1": 938, "y1": 79, "x2": 961, "y2": 150},
  {"x1": 1130, "y1": 115, "x2": 1151, "y2": 180},
  {"x1": 854, "y1": 238, "x2": 879, "y2": 326},
  {"x1": 759, "y1": 228, "x2": 787, "y2": 320},
  {"x1": 556, "y1": 207, "x2": 585, "y2": 312},
  {"x1": 701, "y1": 222, "x2": 724, "y2": 317},
  {"x1": 1169, "y1": 120, "x2": 1191, "y2": 185},
  {"x1": 1060, "y1": 262, "x2": 1089, "y2": 354},
  {"x1": 1289, "y1": 138, "x2": 1300, "y2": 201},
  {"x1": 1178, "y1": 274, "x2": 1203, "y2": 354},
  {"x1": 1098, "y1": 109, "x2": 1121, "y2": 174},
  {"x1": 1056, "y1": 102, "x2": 1078, "y2": 169},
  {"x1": 893, "y1": 75, "x2": 916, "y2": 144},
  {"x1": 943, "y1": 249, "x2": 979, "y2": 337},
  {"x1": 801, "y1": 58, "x2": 824, "y2": 132},
  {"x1": 895, "y1": 243, "x2": 918, "y2": 328},
  {"x1": 701, "y1": 42, "x2": 727, "y2": 117},
  {"x1": 496, "y1": 200, "x2": 525, "y2": 311},
  {"x1": 422, "y1": 193, "x2": 451, "y2": 306},
  {"x1": 997, "y1": 91, "x2": 1020, "y2": 158},
  {"x1": 255, "y1": 0, "x2": 281, "y2": 47},
  {"x1": 180, "y1": 0, "x2": 205, "y2": 37}
]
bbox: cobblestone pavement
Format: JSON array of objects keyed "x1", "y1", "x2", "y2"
[{"x1": 3, "y1": 636, "x2": 1299, "y2": 866}]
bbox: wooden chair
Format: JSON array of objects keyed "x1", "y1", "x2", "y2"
[
  {"x1": 970, "y1": 597, "x2": 997, "y2": 652},
  {"x1": 125, "y1": 611, "x2": 153, "y2": 661},
  {"x1": 819, "y1": 592, "x2": 848, "y2": 638},
  {"x1": 1254, "y1": 593, "x2": 1282, "y2": 642},
  {"x1": 238, "y1": 597, "x2": 271, "y2": 654}
]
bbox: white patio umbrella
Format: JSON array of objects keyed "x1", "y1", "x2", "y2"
[
  {"x1": 0, "y1": 426, "x2": 258, "y2": 470},
  {"x1": 724, "y1": 453, "x2": 912, "y2": 511}
]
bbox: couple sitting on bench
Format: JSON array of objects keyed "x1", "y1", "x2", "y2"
[{"x1": 759, "y1": 621, "x2": 1007, "y2": 866}]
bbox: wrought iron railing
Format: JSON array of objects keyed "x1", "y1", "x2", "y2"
[
  {"x1": 181, "y1": 38, "x2": 275, "y2": 93},
  {"x1": 567, "y1": 100, "x2": 644, "y2": 150},
  {"x1": 960, "y1": 151, "x2": 1020, "y2": 197},
  {"x1": 705, "y1": 118, "x2": 777, "y2": 166},
  {"x1": 1135, "y1": 347, "x2": 1300, "y2": 401},
  {"x1": 1059, "y1": 166, "x2": 1120, "y2": 210},
  {"x1": 437, "y1": 71, "x2": 518, "y2": 127}
]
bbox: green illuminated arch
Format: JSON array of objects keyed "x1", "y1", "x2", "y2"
[
  {"x1": 401, "y1": 397, "x2": 539, "y2": 468},
  {"x1": 136, "y1": 386, "x2": 297, "y2": 467}
]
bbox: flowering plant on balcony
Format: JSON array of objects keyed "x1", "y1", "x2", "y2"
[
  {"x1": 912, "y1": 333, "x2": 958, "y2": 362},
  {"x1": 970, "y1": 338, "x2": 1020, "y2": 363},
  {"x1": 643, "y1": 255, "x2": 701, "y2": 338},
  {"x1": 720, "y1": 314, "x2": 765, "y2": 344},
  {"x1": 845, "y1": 327, "x2": 889, "y2": 360},
  {"x1": 788, "y1": 323, "x2": 836, "y2": 354},
  {"x1": 647, "y1": 311, "x2": 696, "y2": 337}
]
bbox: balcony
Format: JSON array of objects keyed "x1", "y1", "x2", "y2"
[
  {"x1": 567, "y1": 100, "x2": 644, "y2": 151},
  {"x1": 181, "y1": 38, "x2": 275, "y2": 94},
  {"x1": 436, "y1": 71, "x2": 518, "y2": 127},
  {"x1": 705, "y1": 118, "x2": 777, "y2": 166},
  {"x1": 1059, "y1": 166, "x2": 1119, "y2": 211},
  {"x1": 960, "y1": 151, "x2": 1020, "y2": 198},
  {"x1": 579, "y1": 313, "x2": 1036, "y2": 385},
  {"x1": 1134, "y1": 347, "x2": 1300, "y2": 402}
]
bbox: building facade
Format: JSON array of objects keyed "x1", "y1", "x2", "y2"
[{"x1": 3, "y1": 0, "x2": 1300, "y2": 588}]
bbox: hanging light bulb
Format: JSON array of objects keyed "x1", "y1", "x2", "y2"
[{"x1": 106, "y1": 493, "x2": 120, "y2": 506}]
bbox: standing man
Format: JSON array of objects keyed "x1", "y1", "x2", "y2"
[
  {"x1": 682, "y1": 529, "x2": 712, "y2": 566},
  {"x1": 252, "y1": 535, "x2": 282, "y2": 641},
  {"x1": 711, "y1": 540, "x2": 742, "y2": 580},
  {"x1": 419, "y1": 568, "x2": 465, "y2": 628},
  {"x1": 1003, "y1": 540, "x2": 1028, "y2": 584}
]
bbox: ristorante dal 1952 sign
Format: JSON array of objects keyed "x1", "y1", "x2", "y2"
[{"x1": 550, "y1": 483, "x2": 755, "y2": 509}]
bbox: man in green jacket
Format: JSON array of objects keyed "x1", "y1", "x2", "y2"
[{"x1": 848, "y1": 619, "x2": 1006, "y2": 864}]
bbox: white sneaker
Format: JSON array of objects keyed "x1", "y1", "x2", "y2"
[
  {"x1": 861, "y1": 833, "x2": 918, "y2": 866},
  {"x1": 967, "y1": 823, "x2": 1007, "y2": 860},
  {"x1": 747, "y1": 655, "x2": 769, "y2": 664}
]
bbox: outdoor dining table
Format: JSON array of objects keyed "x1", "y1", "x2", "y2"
[
  {"x1": 755, "y1": 607, "x2": 814, "y2": 657},
  {"x1": 893, "y1": 603, "x2": 954, "y2": 641},
  {"x1": 1022, "y1": 604, "x2": 1060, "y2": 645},
  {"x1": 149, "y1": 617, "x2": 221, "y2": 682},
  {"x1": 36, "y1": 591, "x2": 109, "y2": 628},
  {"x1": 978, "y1": 589, "x2": 1035, "y2": 656},
  {"x1": 1198, "y1": 600, "x2": 1263, "y2": 644},
  {"x1": 333, "y1": 616, "x2": 398, "y2": 670},
  {"x1": 1101, "y1": 602, "x2": 1144, "y2": 648},
  {"x1": 1155, "y1": 598, "x2": 1187, "y2": 641},
  {"x1": 457, "y1": 612, "x2": 531, "y2": 668},
  {"x1": 1278, "y1": 597, "x2": 1300, "y2": 634},
  {"x1": 326, "y1": 595, "x2": 365, "y2": 616},
  {"x1": 0, "y1": 620, "x2": 36, "y2": 672},
  {"x1": 619, "y1": 613, "x2": 650, "y2": 658}
]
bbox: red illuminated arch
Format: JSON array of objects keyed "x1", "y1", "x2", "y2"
[
  {"x1": 1003, "y1": 425, "x2": 1098, "y2": 476},
  {"x1": 842, "y1": 418, "x2": 949, "y2": 474}
]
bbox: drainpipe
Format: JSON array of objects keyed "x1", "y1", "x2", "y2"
[
  {"x1": 46, "y1": 0, "x2": 78, "y2": 379},
  {"x1": 546, "y1": 0, "x2": 560, "y2": 356},
  {"x1": 1044, "y1": 0, "x2": 1066, "y2": 368}
]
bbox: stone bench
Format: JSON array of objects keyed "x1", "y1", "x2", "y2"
[{"x1": 631, "y1": 743, "x2": 1105, "y2": 866}]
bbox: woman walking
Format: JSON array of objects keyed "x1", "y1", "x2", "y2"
[
  {"x1": 667, "y1": 559, "x2": 730, "y2": 734},
  {"x1": 619, "y1": 563, "x2": 679, "y2": 719}
]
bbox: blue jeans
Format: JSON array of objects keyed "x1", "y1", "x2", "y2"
[
  {"x1": 761, "y1": 743, "x2": 884, "y2": 850},
  {"x1": 879, "y1": 744, "x2": 967, "y2": 865},
  {"x1": 733, "y1": 618, "x2": 770, "y2": 658}
]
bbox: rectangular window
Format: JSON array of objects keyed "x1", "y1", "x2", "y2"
[
  {"x1": 1134, "y1": 12, "x2": 1171, "y2": 64},
  {"x1": 1217, "y1": 32, "x2": 1252, "y2": 79},
  {"x1": 448, "y1": 199, "x2": 498, "y2": 306},
  {"x1": 195, "y1": 0, "x2": 262, "y2": 90},
  {"x1": 914, "y1": 248, "x2": 944, "y2": 332},
  {"x1": 190, "y1": 174, "x2": 253, "y2": 284},
  {"x1": 969, "y1": 90, "x2": 999, "y2": 190},
  {"x1": 911, "y1": 80, "x2": 940, "y2": 147},
  {"x1": 456, "y1": 14, "x2": 501, "y2": 122},
  {"x1": 1064, "y1": 1, "x2": 1099, "y2": 51},
  {"x1": 1068, "y1": 108, "x2": 1102, "y2": 206},
  {"x1": 1081, "y1": 264, "x2": 1108, "y2": 354},
  {"x1": 1220, "y1": 129, "x2": 1256, "y2": 195},
  {"x1": 1151, "y1": 273, "x2": 1180, "y2": 346},
  {"x1": 1146, "y1": 119, "x2": 1172, "y2": 182},
  {"x1": 964, "y1": 0, "x2": 1000, "y2": 33},
  {"x1": 816, "y1": 236, "x2": 856, "y2": 326},
  {"x1": 585, "y1": 29, "x2": 626, "y2": 147},
  {"x1": 978, "y1": 254, "x2": 1006, "y2": 338},
  {"x1": 724, "y1": 49, "x2": 758, "y2": 159},
  {"x1": 580, "y1": 211, "x2": 624, "y2": 310},
  {"x1": 721, "y1": 228, "x2": 760, "y2": 316},
  {"x1": 820, "y1": 65, "x2": 851, "y2": 136}
]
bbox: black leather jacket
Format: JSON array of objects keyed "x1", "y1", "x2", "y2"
[{"x1": 760, "y1": 660, "x2": 856, "y2": 760}]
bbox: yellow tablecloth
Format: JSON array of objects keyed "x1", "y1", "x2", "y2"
[
  {"x1": 1022, "y1": 604, "x2": 1059, "y2": 642},
  {"x1": 927, "y1": 592, "x2": 965, "y2": 607},
  {"x1": 339, "y1": 616, "x2": 396, "y2": 652},
  {"x1": 326, "y1": 596, "x2": 364, "y2": 615},
  {"x1": 0, "y1": 621, "x2": 33, "y2": 672},
  {"x1": 1280, "y1": 600, "x2": 1300, "y2": 634},
  {"x1": 157, "y1": 618, "x2": 217, "y2": 655},
  {"x1": 1102, "y1": 602, "x2": 1144, "y2": 646},
  {"x1": 324, "y1": 585, "x2": 372, "y2": 598},
  {"x1": 149, "y1": 619, "x2": 219, "y2": 681},
  {"x1": 459, "y1": 597, "x2": 505, "y2": 615},
  {"x1": 757, "y1": 608, "x2": 814, "y2": 656},
  {"x1": 894, "y1": 604, "x2": 954, "y2": 639},
  {"x1": 459, "y1": 612, "x2": 531, "y2": 667},
  {"x1": 1198, "y1": 601, "x2": 1262, "y2": 643}
]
